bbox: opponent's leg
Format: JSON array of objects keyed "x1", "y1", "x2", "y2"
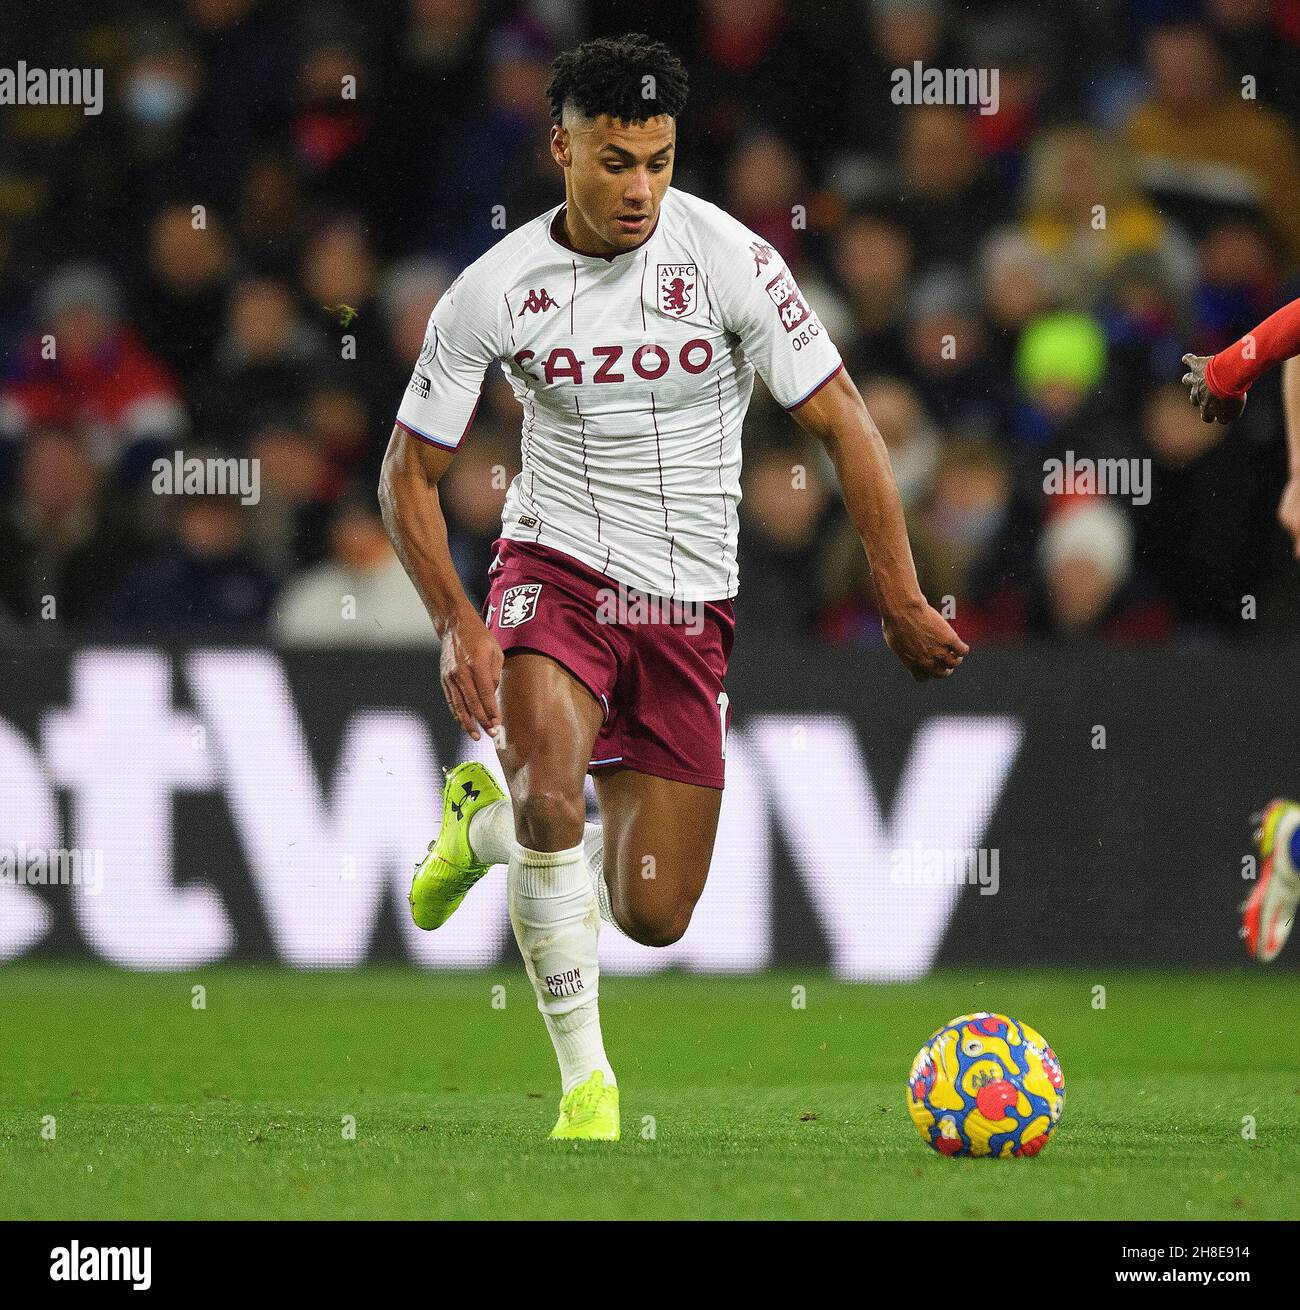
[
  {"x1": 496, "y1": 652, "x2": 619, "y2": 1139},
  {"x1": 592, "y1": 768, "x2": 723, "y2": 946}
]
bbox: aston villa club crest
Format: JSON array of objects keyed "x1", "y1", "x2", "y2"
[
  {"x1": 657, "y1": 263, "x2": 696, "y2": 318},
  {"x1": 499, "y1": 584, "x2": 542, "y2": 627}
]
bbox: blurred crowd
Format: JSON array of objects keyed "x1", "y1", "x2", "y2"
[{"x1": 2, "y1": 0, "x2": 1300, "y2": 647}]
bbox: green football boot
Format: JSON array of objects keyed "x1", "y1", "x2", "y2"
[
  {"x1": 408, "y1": 762, "x2": 507, "y2": 930},
  {"x1": 548, "y1": 1070, "x2": 620, "y2": 1142}
]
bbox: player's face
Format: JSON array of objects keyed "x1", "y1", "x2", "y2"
[{"x1": 551, "y1": 112, "x2": 675, "y2": 255}]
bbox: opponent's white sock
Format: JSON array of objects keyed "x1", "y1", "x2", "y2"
[
  {"x1": 467, "y1": 797, "x2": 515, "y2": 866},
  {"x1": 507, "y1": 840, "x2": 616, "y2": 1093},
  {"x1": 471, "y1": 800, "x2": 626, "y2": 936}
]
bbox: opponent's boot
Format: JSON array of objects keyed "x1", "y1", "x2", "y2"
[{"x1": 1243, "y1": 799, "x2": 1300, "y2": 962}]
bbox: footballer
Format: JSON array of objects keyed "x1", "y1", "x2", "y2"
[
  {"x1": 1183, "y1": 300, "x2": 1300, "y2": 963},
  {"x1": 379, "y1": 33, "x2": 967, "y2": 1140}
]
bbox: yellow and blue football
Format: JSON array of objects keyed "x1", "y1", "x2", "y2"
[{"x1": 907, "y1": 1012, "x2": 1065, "y2": 1158}]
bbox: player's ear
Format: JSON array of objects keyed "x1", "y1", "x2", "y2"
[{"x1": 550, "y1": 124, "x2": 572, "y2": 169}]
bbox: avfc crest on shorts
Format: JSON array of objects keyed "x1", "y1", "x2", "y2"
[
  {"x1": 658, "y1": 263, "x2": 696, "y2": 318},
  {"x1": 500, "y1": 584, "x2": 542, "y2": 627}
]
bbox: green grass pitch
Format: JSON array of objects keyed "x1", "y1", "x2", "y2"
[{"x1": 1, "y1": 965, "x2": 1296, "y2": 1220}]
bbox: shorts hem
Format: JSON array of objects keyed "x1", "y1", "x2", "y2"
[
  {"x1": 590, "y1": 756, "x2": 724, "y2": 790},
  {"x1": 499, "y1": 645, "x2": 607, "y2": 719}
]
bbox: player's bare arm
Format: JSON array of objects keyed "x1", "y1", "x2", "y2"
[
  {"x1": 791, "y1": 369, "x2": 970, "y2": 681},
  {"x1": 378, "y1": 424, "x2": 502, "y2": 740}
]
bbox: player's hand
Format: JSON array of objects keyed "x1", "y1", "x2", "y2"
[
  {"x1": 440, "y1": 612, "x2": 503, "y2": 741},
  {"x1": 1181, "y1": 353, "x2": 1246, "y2": 424},
  {"x1": 1278, "y1": 478, "x2": 1300, "y2": 559},
  {"x1": 881, "y1": 598, "x2": 970, "y2": 681}
]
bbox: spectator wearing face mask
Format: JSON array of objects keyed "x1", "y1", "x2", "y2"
[
  {"x1": 120, "y1": 29, "x2": 202, "y2": 147},
  {"x1": 78, "y1": 25, "x2": 210, "y2": 250}
]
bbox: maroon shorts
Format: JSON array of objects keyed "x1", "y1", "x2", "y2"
[{"x1": 482, "y1": 538, "x2": 734, "y2": 789}]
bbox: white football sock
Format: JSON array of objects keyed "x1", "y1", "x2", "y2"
[
  {"x1": 583, "y1": 821, "x2": 626, "y2": 936},
  {"x1": 470, "y1": 799, "x2": 626, "y2": 937},
  {"x1": 466, "y1": 797, "x2": 515, "y2": 866},
  {"x1": 507, "y1": 840, "x2": 616, "y2": 1093}
]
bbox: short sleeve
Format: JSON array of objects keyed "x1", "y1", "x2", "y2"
[
  {"x1": 711, "y1": 229, "x2": 843, "y2": 410},
  {"x1": 395, "y1": 269, "x2": 501, "y2": 450}
]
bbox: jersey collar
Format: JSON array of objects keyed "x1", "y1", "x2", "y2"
[{"x1": 548, "y1": 192, "x2": 667, "y2": 264}]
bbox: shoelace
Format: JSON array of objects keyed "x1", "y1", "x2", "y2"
[
  {"x1": 563, "y1": 1079, "x2": 604, "y2": 1119},
  {"x1": 410, "y1": 854, "x2": 479, "y2": 893},
  {"x1": 450, "y1": 867, "x2": 481, "y2": 894}
]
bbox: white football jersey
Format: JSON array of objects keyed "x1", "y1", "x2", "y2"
[{"x1": 395, "y1": 186, "x2": 843, "y2": 601}]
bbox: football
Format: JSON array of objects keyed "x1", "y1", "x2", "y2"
[{"x1": 907, "y1": 1013, "x2": 1065, "y2": 1158}]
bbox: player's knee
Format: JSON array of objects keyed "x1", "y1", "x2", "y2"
[
  {"x1": 513, "y1": 787, "x2": 585, "y2": 851},
  {"x1": 620, "y1": 901, "x2": 695, "y2": 948}
]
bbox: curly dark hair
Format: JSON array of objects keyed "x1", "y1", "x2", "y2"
[{"x1": 546, "y1": 33, "x2": 689, "y2": 124}]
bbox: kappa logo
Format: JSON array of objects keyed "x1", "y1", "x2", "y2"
[
  {"x1": 499, "y1": 584, "x2": 542, "y2": 627},
  {"x1": 657, "y1": 263, "x2": 696, "y2": 317},
  {"x1": 519, "y1": 288, "x2": 558, "y2": 315},
  {"x1": 750, "y1": 241, "x2": 775, "y2": 277},
  {"x1": 765, "y1": 270, "x2": 811, "y2": 333}
]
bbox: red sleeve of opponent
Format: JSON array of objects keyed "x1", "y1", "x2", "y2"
[{"x1": 1205, "y1": 296, "x2": 1300, "y2": 399}]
